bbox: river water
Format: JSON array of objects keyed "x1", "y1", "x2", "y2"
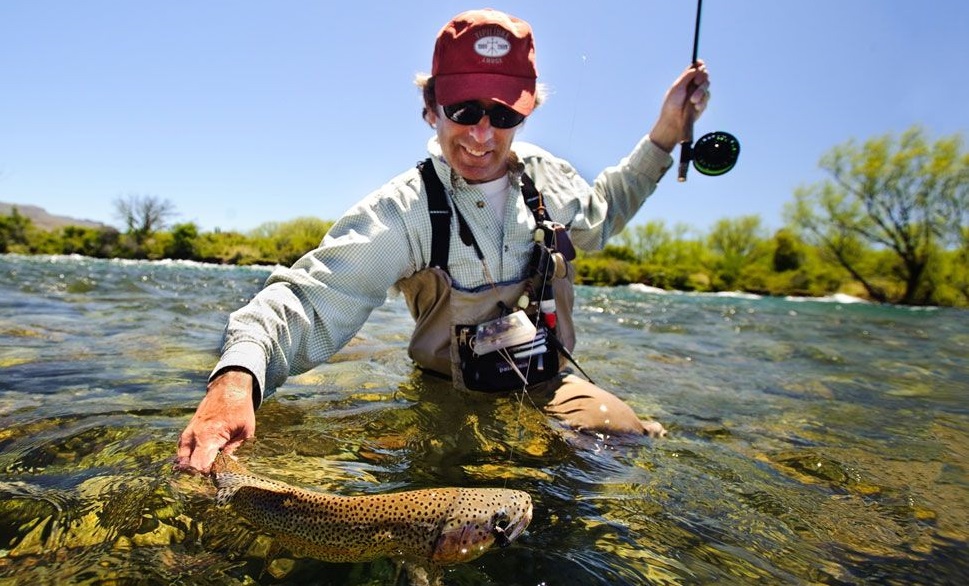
[{"x1": 0, "y1": 253, "x2": 966, "y2": 585}]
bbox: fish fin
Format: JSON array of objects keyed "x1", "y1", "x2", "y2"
[
  {"x1": 403, "y1": 562, "x2": 442, "y2": 586},
  {"x1": 214, "y1": 472, "x2": 287, "y2": 507},
  {"x1": 214, "y1": 472, "x2": 247, "y2": 506},
  {"x1": 214, "y1": 471, "x2": 289, "y2": 493}
]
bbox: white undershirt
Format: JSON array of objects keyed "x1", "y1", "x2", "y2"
[{"x1": 475, "y1": 175, "x2": 511, "y2": 213}]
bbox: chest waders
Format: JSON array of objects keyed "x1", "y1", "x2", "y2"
[{"x1": 395, "y1": 160, "x2": 577, "y2": 393}]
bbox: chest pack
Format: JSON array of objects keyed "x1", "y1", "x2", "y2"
[{"x1": 416, "y1": 158, "x2": 579, "y2": 391}]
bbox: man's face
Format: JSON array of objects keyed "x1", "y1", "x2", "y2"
[{"x1": 428, "y1": 100, "x2": 522, "y2": 184}]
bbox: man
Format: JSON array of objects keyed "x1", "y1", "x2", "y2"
[{"x1": 176, "y1": 8, "x2": 710, "y2": 474}]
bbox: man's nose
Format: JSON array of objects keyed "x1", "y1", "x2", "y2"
[{"x1": 468, "y1": 117, "x2": 494, "y2": 143}]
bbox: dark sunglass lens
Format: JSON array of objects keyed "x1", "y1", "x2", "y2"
[
  {"x1": 444, "y1": 102, "x2": 485, "y2": 125},
  {"x1": 488, "y1": 106, "x2": 524, "y2": 129},
  {"x1": 443, "y1": 102, "x2": 523, "y2": 128}
]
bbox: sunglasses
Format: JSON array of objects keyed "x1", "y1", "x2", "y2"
[{"x1": 442, "y1": 101, "x2": 526, "y2": 129}]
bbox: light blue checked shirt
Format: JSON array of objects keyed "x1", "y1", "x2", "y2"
[{"x1": 213, "y1": 136, "x2": 673, "y2": 404}]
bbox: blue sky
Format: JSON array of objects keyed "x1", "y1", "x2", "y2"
[{"x1": 2, "y1": 1, "x2": 967, "y2": 236}]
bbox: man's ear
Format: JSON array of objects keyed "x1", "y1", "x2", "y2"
[{"x1": 425, "y1": 107, "x2": 439, "y2": 129}]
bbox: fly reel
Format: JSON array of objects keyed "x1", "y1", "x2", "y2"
[{"x1": 692, "y1": 130, "x2": 740, "y2": 176}]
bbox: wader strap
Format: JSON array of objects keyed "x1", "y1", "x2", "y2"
[
  {"x1": 520, "y1": 172, "x2": 549, "y2": 223},
  {"x1": 418, "y1": 159, "x2": 453, "y2": 271},
  {"x1": 418, "y1": 158, "x2": 549, "y2": 275}
]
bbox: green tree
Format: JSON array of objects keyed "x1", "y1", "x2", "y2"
[
  {"x1": 771, "y1": 228, "x2": 805, "y2": 272},
  {"x1": 249, "y1": 217, "x2": 333, "y2": 265},
  {"x1": 196, "y1": 230, "x2": 264, "y2": 264},
  {"x1": 166, "y1": 222, "x2": 200, "y2": 259},
  {"x1": 616, "y1": 220, "x2": 671, "y2": 263},
  {"x1": 706, "y1": 215, "x2": 767, "y2": 289},
  {"x1": 56, "y1": 225, "x2": 120, "y2": 257},
  {"x1": 611, "y1": 221, "x2": 707, "y2": 290},
  {"x1": 788, "y1": 126, "x2": 968, "y2": 304},
  {"x1": 599, "y1": 244, "x2": 637, "y2": 263},
  {"x1": 616, "y1": 220, "x2": 696, "y2": 266},
  {"x1": 0, "y1": 206, "x2": 32, "y2": 252}
]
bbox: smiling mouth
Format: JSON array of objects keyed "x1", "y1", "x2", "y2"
[{"x1": 463, "y1": 145, "x2": 490, "y2": 158}]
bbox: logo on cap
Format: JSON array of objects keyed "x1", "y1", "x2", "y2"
[{"x1": 475, "y1": 35, "x2": 511, "y2": 58}]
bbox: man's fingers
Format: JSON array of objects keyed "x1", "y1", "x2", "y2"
[
  {"x1": 173, "y1": 432, "x2": 199, "y2": 473},
  {"x1": 189, "y1": 442, "x2": 222, "y2": 475},
  {"x1": 222, "y1": 434, "x2": 249, "y2": 456},
  {"x1": 173, "y1": 427, "x2": 224, "y2": 475},
  {"x1": 643, "y1": 420, "x2": 668, "y2": 438},
  {"x1": 690, "y1": 81, "x2": 710, "y2": 102},
  {"x1": 175, "y1": 432, "x2": 193, "y2": 462}
]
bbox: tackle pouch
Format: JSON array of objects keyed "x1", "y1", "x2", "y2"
[{"x1": 455, "y1": 319, "x2": 560, "y2": 392}]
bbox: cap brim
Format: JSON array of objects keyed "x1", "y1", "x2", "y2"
[{"x1": 436, "y1": 73, "x2": 536, "y2": 116}]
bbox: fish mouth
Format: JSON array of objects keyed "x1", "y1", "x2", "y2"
[{"x1": 492, "y1": 500, "x2": 533, "y2": 547}]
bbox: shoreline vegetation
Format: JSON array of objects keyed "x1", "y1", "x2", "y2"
[
  {"x1": 2, "y1": 127, "x2": 965, "y2": 307},
  {"x1": 2, "y1": 208, "x2": 966, "y2": 308}
]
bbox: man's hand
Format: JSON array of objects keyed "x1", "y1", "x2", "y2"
[
  {"x1": 642, "y1": 419, "x2": 668, "y2": 439},
  {"x1": 648, "y1": 61, "x2": 711, "y2": 153},
  {"x1": 174, "y1": 368, "x2": 257, "y2": 474}
]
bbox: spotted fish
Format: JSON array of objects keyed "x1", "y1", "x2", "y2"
[{"x1": 211, "y1": 452, "x2": 532, "y2": 581}]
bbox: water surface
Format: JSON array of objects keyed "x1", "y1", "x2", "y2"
[{"x1": 1, "y1": 254, "x2": 967, "y2": 584}]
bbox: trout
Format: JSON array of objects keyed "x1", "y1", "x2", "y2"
[{"x1": 211, "y1": 452, "x2": 532, "y2": 582}]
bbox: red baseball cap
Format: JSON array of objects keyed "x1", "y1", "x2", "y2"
[{"x1": 432, "y1": 9, "x2": 538, "y2": 116}]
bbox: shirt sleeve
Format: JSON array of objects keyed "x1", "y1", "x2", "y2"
[{"x1": 209, "y1": 171, "x2": 426, "y2": 405}]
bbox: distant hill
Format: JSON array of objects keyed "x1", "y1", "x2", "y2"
[{"x1": 0, "y1": 202, "x2": 108, "y2": 231}]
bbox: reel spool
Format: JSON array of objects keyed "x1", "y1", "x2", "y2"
[{"x1": 692, "y1": 131, "x2": 740, "y2": 176}]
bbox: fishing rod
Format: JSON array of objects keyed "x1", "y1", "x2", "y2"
[{"x1": 677, "y1": 0, "x2": 740, "y2": 182}]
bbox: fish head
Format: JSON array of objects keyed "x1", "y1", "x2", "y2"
[
  {"x1": 211, "y1": 450, "x2": 248, "y2": 476},
  {"x1": 430, "y1": 488, "x2": 533, "y2": 565},
  {"x1": 491, "y1": 506, "x2": 530, "y2": 548}
]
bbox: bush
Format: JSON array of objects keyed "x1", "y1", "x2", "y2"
[{"x1": 166, "y1": 223, "x2": 200, "y2": 260}]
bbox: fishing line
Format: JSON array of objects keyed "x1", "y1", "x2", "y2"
[
  {"x1": 503, "y1": 266, "x2": 554, "y2": 472},
  {"x1": 565, "y1": 54, "x2": 588, "y2": 152}
]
